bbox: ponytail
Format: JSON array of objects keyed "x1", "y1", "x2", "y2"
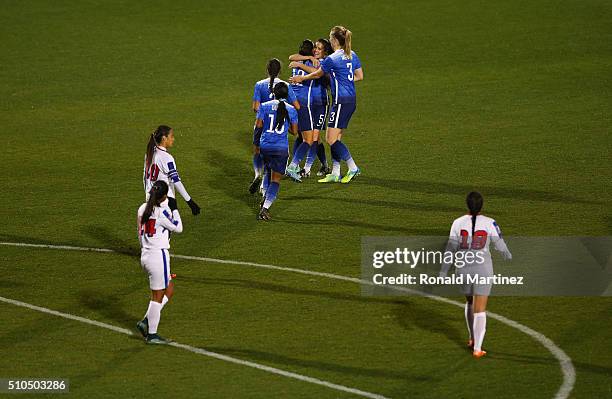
[
  {"x1": 330, "y1": 26, "x2": 352, "y2": 59},
  {"x1": 145, "y1": 125, "x2": 172, "y2": 171},
  {"x1": 272, "y1": 81, "x2": 290, "y2": 130},
  {"x1": 267, "y1": 58, "x2": 281, "y2": 94},
  {"x1": 466, "y1": 191, "x2": 484, "y2": 238},
  {"x1": 275, "y1": 101, "x2": 288, "y2": 131},
  {"x1": 141, "y1": 181, "x2": 169, "y2": 225}
]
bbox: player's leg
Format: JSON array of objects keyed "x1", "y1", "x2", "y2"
[
  {"x1": 250, "y1": 142, "x2": 264, "y2": 194},
  {"x1": 304, "y1": 130, "x2": 320, "y2": 176},
  {"x1": 259, "y1": 151, "x2": 287, "y2": 220},
  {"x1": 144, "y1": 249, "x2": 173, "y2": 344},
  {"x1": 465, "y1": 296, "x2": 475, "y2": 348},
  {"x1": 472, "y1": 295, "x2": 489, "y2": 357},
  {"x1": 289, "y1": 130, "x2": 313, "y2": 178}
]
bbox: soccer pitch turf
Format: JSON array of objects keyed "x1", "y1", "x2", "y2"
[{"x1": 1, "y1": 1, "x2": 611, "y2": 398}]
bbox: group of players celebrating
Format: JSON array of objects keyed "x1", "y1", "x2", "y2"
[
  {"x1": 250, "y1": 25, "x2": 364, "y2": 221},
  {"x1": 133, "y1": 25, "x2": 512, "y2": 359}
]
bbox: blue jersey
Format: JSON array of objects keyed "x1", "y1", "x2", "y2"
[
  {"x1": 320, "y1": 49, "x2": 361, "y2": 104},
  {"x1": 253, "y1": 78, "x2": 298, "y2": 105},
  {"x1": 257, "y1": 100, "x2": 298, "y2": 151},
  {"x1": 290, "y1": 61, "x2": 328, "y2": 106}
]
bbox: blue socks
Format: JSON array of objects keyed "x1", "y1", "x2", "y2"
[
  {"x1": 290, "y1": 142, "x2": 310, "y2": 168},
  {"x1": 263, "y1": 181, "x2": 279, "y2": 209},
  {"x1": 253, "y1": 153, "x2": 263, "y2": 177},
  {"x1": 317, "y1": 142, "x2": 327, "y2": 165},
  {"x1": 330, "y1": 141, "x2": 358, "y2": 173},
  {"x1": 292, "y1": 135, "x2": 303, "y2": 157},
  {"x1": 304, "y1": 140, "x2": 319, "y2": 172}
]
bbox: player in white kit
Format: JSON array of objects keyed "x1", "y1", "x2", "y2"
[
  {"x1": 440, "y1": 192, "x2": 512, "y2": 358},
  {"x1": 136, "y1": 180, "x2": 183, "y2": 344},
  {"x1": 144, "y1": 125, "x2": 201, "y2": 215}
]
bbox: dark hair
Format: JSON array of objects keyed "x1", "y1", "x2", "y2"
[
  {"x1": 272, "y1": 82, "x2": 289, "y2": 130},
  {"x1": 141, "y1": 181, "x2": 169, "y2": 225},
  {"x1": 317, "y1": 38, "x2": 333, "y2": 57},
  {"x1": 145, "y1": 125, "x2": 172, "y2": 171},
  {"x1": 330, "y1": 25, "x2": 352, "y2": 59},
  {"x1": 267, "y1": 58, "x2": 282, "y2": 94},
  {"x1": 299, "y1": 39, "x2": 314, "y2": 56},
  {"x1": 466, "y1": 191, "x2": 484, "y2": 237}
]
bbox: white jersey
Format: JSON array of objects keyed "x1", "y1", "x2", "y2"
[
  {"x1": 143, "y1": 146, "x2": 190, "y2": 201},
  {"x1": 441, "y1": 214, "x2": 512, "y2": 275},
  {"x1": 137, "y1": 202, "x2": 183, "y2": 250}
]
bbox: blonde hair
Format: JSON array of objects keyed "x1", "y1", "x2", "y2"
[{"x1": 330, "y1": 26, "x2": 352, "y2": 59}]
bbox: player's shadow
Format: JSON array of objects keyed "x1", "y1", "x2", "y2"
[
  {"x1": 273, "y1": 217, "x2": 448, "y2": 235},
  {"x1": 359, "y1": 176, "x2": 604, "y2": 205},
  {"x1": 490, "y1": 351, "x2": 612, "y2": 377},
  {"x1": 82, "y1": 225, "x2": 139, "y2": 258},
  {"x1": 78, "y1": 289, "x2": 142, "y2": 338},
  {"x1": 180, "y1": 275, "x2": 398, "y2": 306},
  {"x1": 393, "y1": 300, "x2": 465, "y2": 350},
  {"x1": 283, "y1": 194, "x2": 467, "y2": 213},
  {"x1": 201, "y1": 148, "x2": 259, "y2": 210},
  {"x1": 205, "y1": 346, "x2": 434, "y2": 382}
]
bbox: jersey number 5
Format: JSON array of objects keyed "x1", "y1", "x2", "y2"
[{"x1": 459, "y1": 230, "x2": 488, "y2": 250}]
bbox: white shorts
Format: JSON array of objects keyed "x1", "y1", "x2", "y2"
[
  {"x1": 141, "y1": 249, "x2": 172, "y2": 290},
  {"x1": 457, "y1": 263, "x2": 493, "y2": 296}
]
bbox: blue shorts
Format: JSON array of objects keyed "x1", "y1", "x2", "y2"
[
  {"x1": 260, "y1": 149, "x2": 289, "y2": 174},
  {"x1": 297, "y1": 104, "x2": 328, "y2": 132},
  {"x1": 328, "y1": 103, "x2": 356, "y2": 129},
  {"x1": 253, "y1": 124, "x2": 262, "y2": 146}
]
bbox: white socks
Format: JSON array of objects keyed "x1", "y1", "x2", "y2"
[
  {"x1": 465, "y1": 302, "x2": 474, "y2": 341},
  {"x1": 146, "y1": 301, "x2": 162, "y2": 334},
  {"x1": 346, "y1": 157, "x2": 358, "y2": 172},
  {"x1": 143, "y1": 295, "x2": 169, "y2": 319},
  {"x1": 332, "y1": 160, "x2": 341, "y2": 177},
  {"x1": 473, "y1": 312, "x2": 487, "y2": 351}
]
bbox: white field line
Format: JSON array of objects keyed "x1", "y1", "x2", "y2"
[
  {"x1": 0, "y1": 241, "x2": 575, "y2": 399},
  {"x1": 0, "y1": 295, "x2": 386, "y2": 399}
]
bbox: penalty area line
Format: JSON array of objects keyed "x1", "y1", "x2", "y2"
[
  {"x1": 0, "y1": 241, "x2": 575, "y2": 399},
  {"x1": 0, "y1": 295, "x2": 387, "y2": 399}
]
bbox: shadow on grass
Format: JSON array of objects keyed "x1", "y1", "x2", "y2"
[
  {"x1": 82, "y1": 225, "x2": 139, "y2": 258},
  {"x1": 78, "y1": 289, "x2": 142, "y2": 337},
  {"x1": 206, "y1": 346, "x2": 434, "y2": 382},
  {"x1": 273, "y1": 216, "x2": 448, "y2": 235},
  {"x1": 360, "y1": 176, "x2": 605, "y2": 205},
  {"x1": 283, "y1": 194, "x2": 467, "y2": 213},
  {"x1": 490, "y1": 351, "x2": 612, "y2": 377}
]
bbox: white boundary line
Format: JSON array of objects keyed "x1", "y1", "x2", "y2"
[
  {"x1": 0, "y1": 296, "x2": 386, "y2": 399},
  {"x1": 0, "y1": 241, "x2": 575, "y2": 399}
]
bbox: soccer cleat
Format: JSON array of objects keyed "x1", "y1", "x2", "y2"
[
  {"x1": 146, "y1": 333, "x2": 172, "y2": 345},
  {"x1": 299, "y1": 168, "x2": 310, "y2": 178},
  {"x1": 285, "y1": 165, "x2": 302, "y2": 182},
  {"x1": 249, "y1": 176, "x2": 262, "y2": 194},
  {"x1": 472, "y1": 350, "x2": 487, "y2": 358},
  {"x1": 318, "y1": 174, "x2": 340, "y2": 183},
  {"x1": 317, "y1": 164, "x2": 330, "y2": 176},
  {"x1": 340, "y1": 167, "x2": 361, "y2": 183},
  {"x1": 257, "y1": 207, "x2": 271, "y2": 221},
  {"x1": 136, "y1": 318, "x2": 148, "y2": 338}
]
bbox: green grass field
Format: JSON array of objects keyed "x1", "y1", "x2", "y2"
[{"x1": 1, "y1": 0, "x2": 611, "y2": 397}]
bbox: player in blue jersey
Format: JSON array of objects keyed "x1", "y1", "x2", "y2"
[
  {"x1": 291, "y1": 26, "x2": 363, "y2": 184},
  {"x1": 288, "y1": 38, "x2": 333, "y2": 178},
  {"x1": 254, "y1": 82, "x2": 299, "y2": 220},
  {"x1": 249, "y1": 59, "x2": 300, "y2": 195}
]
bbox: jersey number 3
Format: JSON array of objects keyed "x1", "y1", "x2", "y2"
[{"x1": 459, "y1": 230, "x2": 488, "y2": 250}]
